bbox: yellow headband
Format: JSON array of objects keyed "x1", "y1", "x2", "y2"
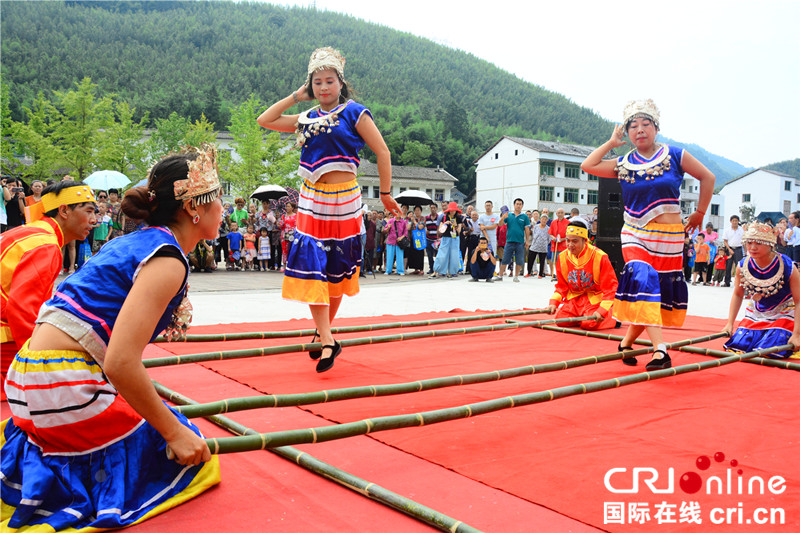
[
  {"x1": 566, "y1": 225, "x2": 588, "y2": 240},
  {"x1": 28, "y1": 185, "x2": 97, "y2": 223}
]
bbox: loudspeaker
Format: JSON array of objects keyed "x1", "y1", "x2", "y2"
[{"x1": 595, "y1": 178, "x2": 625, "y2": 275}]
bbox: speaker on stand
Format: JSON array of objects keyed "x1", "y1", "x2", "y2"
[{"x1": 595, "y1": 178, "x2": 625, "y2": 275}]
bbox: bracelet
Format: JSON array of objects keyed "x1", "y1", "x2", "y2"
[
  {"x1": 380, "y1": 191, "x2": 391, "y2": 196},
  {"x1": 697, "y1": 209, "x2": 706, "y2": 215},
  {"x1": 292, "y1": 91, "x2": 299, "y2": 104}
]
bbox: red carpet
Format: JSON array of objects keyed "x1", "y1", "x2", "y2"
[
  {"x1": 5, "y1": 310, "x2": 795, "y2": 532},
  {"x1": 150, "y1": 311, "x2": 799, "y2": 531}
]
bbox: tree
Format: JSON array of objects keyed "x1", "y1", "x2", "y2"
[
  {"x1": 51, "y1": 77, "x2": 114, "y2": 179},
  {"x1": 740, "y1": 203, "x2": 756, "y2": 223},
  {"x1": 223, "y1": 94, "x2": 298, "y2": 197},
  {"x1": 399, "y1": 140, "x2": 433, "y2": 167},
  {"x1": 149, "y1": 112, "x2": 189, "y2": 157},
  {"x1": 95, "y1": 101, "x2": 150, "y2": 178},
  {"x1": 9, "y1": 92, "x2": 63, "y2": 181},
  {"x1": 184, "y1": 113, "x2": 217, "y2": 148}
]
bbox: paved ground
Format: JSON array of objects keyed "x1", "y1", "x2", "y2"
[{"x1": 185, "y1": 267, "x2": 740, "y2": 326}]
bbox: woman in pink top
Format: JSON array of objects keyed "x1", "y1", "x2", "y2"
[{"x1": 383, "y1": 212, "x2": 409, "y2": 275}]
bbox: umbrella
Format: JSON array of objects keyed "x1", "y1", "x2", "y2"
[
  {"x1": 85, "y1": 170, "x2": 130, "y2": 191},
  {"x1": 271, "y1": 186, "x2": 300, "y2": 211},
  {"x1": 394, "y1": 189, "x2": 433, "y2": 207},
  {"x1": 133, "y1": 177, "x2": 148, "y2": 188},
  {"x1": 251, "y1": 184, "x2": 288, "y2": 202}
]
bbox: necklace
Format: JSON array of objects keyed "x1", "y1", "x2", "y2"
[
  {"x1": 294, "y1": 102, "x2": 347, "y2": 148},
  {"x1": 615, "y1": 144, "x2": 671, "y2": 184},
  {"x1": 740, "y1": 253, "x2": 784, "y2": 301}
]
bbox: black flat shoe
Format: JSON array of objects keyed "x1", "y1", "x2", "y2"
[
  {"x1": 619, "y1": 342, "x2": 638, "y2": 366},
  {"x1": 309, "y1": 330, "x2": 322, "y2": 360},
  {"x1": 646, "y1": 349, "x2": 672, "y2": 370},
  {"x1": 315, "y1": 341, "x2": 342, "y2": 373}
]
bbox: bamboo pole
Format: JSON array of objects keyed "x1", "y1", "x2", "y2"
[
  {"x1": 188, "y1": 344, "x2": 789, "y2": 455},
  {"x1": 176, "y1": 333, "x2": 720, "y2": 419},
  {"x1": 678, "y1": 345, "x2": 800, "y2": 370},
  {"x1": 152, "y1": 381, "x2": 482, "y2": 533},
  {"x1": 143, "y1": 315, "x2": 598, "y2": 368},
  {"x1": 514, "y1": 321, "x2": 800, "y2": 371},
  {"x1": 154, "y1": 308, "x2": 550, "y2": 343}
]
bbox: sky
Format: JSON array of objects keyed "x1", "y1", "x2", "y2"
[{"x1": 267, "y1": 0, "x2": 799, "y2": 169}]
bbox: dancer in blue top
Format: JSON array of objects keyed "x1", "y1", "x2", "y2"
[
  {"x1": 723, "y1": 222, "x2": 800, "y2": 358},
  {"x1": 582, "y1": 100, "x2": 715, "y2": 369},
  {"x1": 258, "y1": 47, "x2": 401, "y2": 373},
  {"x1": 2, "y1": 146, "x2": 222, "y2": 531}
]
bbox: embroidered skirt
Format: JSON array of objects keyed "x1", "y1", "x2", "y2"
[
  {"x1": 724, "y1": 300, "x2": 800, "y2": 359},
  {"x1": 282, "y1": 179, "x2": 362, "y2": 305},
  {"x1": 613, "y1": 221, "x2": 688, "y2": 327},
  {"x1": 1, "y1": 344, "x2": 220, "y2": 531}
]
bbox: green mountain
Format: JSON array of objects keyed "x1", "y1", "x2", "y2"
[
  {"x1": 764, "y1": 159, "x2": 800, "y2": 177},
  {"x1": 1, "y1": 0, "x2": 760, "y2": 191}
]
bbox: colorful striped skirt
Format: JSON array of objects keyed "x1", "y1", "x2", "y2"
[
  {"x1": 724, "y1": 300, "x2": 800, "y2": 359},
  {"x1": 1, "y1": 344, "x2": 220, "y2": 531},
  {"x1": 282, "y1": 179, "x2": 362, "y2": 305},
  {"x1": 613, "y1": 221, "x2": 688, "y2": 327}
]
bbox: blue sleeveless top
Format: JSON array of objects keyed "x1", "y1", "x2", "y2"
[
  {"x1": 40, "y1": 226, "x2": 188, "y2": 360},
  {"x1": 298, "y1": 100, "x2": 371, "y2": 183},
  {"x1": 616, "y1": 144, "x2": 685, "y2": 227}
]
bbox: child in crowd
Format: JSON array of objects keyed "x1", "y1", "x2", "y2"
[
  {"x1": 227, "y1": 221, "x2": 243, "y2": 271},
  {"x1": 243, "y1": 224, "x2": 257, "y2": 270},
  {"x1": 683, "y1": 234, "x2": 695, "y2": 281},
  {"x1": 712, "y1": 248, "x2": 729, "y2": 286},
  {"x1": 257, "y1": 226, "x2": 271, "y2": 271},
  {"x1": 692, "y1": 233, "x2": 710, "y2": 285},
  {"x1": 91, "y1": 202, "x2": 112, "y2": 254}
]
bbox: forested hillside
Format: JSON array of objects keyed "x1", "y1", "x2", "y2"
[
  {"x1": 1, "y1": 0, "x2": 755, "y2": 191},
  {"x1": 764, "y1": 159, "x2": 800, "y2": 177}
]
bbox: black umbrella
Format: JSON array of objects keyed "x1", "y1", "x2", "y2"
[
  {"x1": 394, "y1": 189, "x2": 433, "y2": 207},
  {"x1": 251, "y1": 184, "x2": 288, "y2": 202}
]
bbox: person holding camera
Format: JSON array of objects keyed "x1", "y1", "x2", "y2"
[
  {"x1": 2, "y1": 177, "x2": 27, "y2": 231},
  {"x1": 468, "y1": 236, "x2": 497, "y2": 282}
]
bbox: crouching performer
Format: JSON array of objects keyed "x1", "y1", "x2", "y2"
[
  {"x1": 723, "y1": 222, "x2": 800, "y2": 358},
  {"x1": 545, "y1": 218, "x2": 619, "y2": 330},
  {"x1": 1, "y1": 146, "x2": 222, "y2": 531}
]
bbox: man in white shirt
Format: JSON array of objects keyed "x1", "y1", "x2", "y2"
[
  {"x1": 722, "y1": 215, "x2": 744, "y2": 287},
  {"x1": 783, "y1": 211, "x2": 800, "y2": 263},
  {"x1": 477, "y1": 200, "x2": 500, "y2": 254}
]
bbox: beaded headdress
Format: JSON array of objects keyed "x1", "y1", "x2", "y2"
[
  {"x1": 307, "y1": 46, "x2": 346, "y2": 79},
  {"x1": 172, "y1": 143, "x2": 221, "y2": 206},
  {"x1": 28, "y1": 184, "x2": 97, "y2": 222},
  {"x1": 742, "y1": 222, "x2": 776, "y2": 247},
  {"x1": 623, "y1": 99, "x2": 661, "y2": 130}
]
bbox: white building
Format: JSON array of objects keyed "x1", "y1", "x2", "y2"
[
  {"x1": 474, "y1": 136, "x2": 701, "y2": 216},
  {"x1": 718, "y1": 168, "x2": 799, "y2": 222}
]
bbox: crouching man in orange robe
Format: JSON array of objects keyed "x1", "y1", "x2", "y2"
[{"x1": 545, "y1": 218, "x2": 619, "y2": 330}]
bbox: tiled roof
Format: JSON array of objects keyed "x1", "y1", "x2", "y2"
[{"x1": 358, "y1": 161, "x2": 457, "y2": 182}]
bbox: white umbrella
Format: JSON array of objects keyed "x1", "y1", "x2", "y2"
[
  {"x1": 251, "y1": 184, "x2": 288, "y2": 202},
  {"x1": 394, "y1": 189, "x2": 433, "y2": 207},
  {"x1": 85, "y1": 170, "x2": 130, "y2": 191}
]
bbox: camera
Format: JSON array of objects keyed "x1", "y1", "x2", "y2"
[{"x1": 12, "y1": 187, "x2": 24, "y2": 194}]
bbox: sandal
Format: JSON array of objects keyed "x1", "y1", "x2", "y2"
[
  {"x1": 315, "y1": 341, "x2": 342, "y2": 373},
  {"x1": 646, "y1": 348, "x2": 672, "y2": 370},
  {"x1": 309, "y1": 330, "x2": 322, "y2": 360},
  {"x1": 619, "y1": 342, "x2": 638, "y2": 366}
]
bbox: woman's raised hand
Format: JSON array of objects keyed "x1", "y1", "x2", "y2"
[
  {"x1": 609, "y1": 124, "x2": 627, "y2": 148},
  {"x1": 294, "y1": 85, "x2": 313, "y2": 103}
]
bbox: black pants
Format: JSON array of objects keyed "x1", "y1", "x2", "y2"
[
  {"x1": 465, "y1": 235, "x2": 480, "y2": 274},
  {"x1": 527, "y1": 251, "x2": 547, "y2": 276},
  {"x1": 724, "y1": 247, "x2": 744, "y2": 285}
]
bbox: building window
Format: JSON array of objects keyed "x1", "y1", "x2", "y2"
[
  {"x1": 564, "y1": 164, "x2": 580, "y2": 179},
  {"x1": 784, "y1": 200, "x2": 791, "y2": 215},
  {"x1": 681, "y1": 181, "x2": 686, "y2": 190},
  {"x1": 494, "y1": 153, "x2": 499, "y2": 159},
  {"x1": 587, "y1": 190, "x2": 598, "y2": 205},
  {"x1": 540, "y1": 161, "x2": 555, "y2": 177},
  {"x1": 564, "y1": 188, "x2": 579, "y2": 203},
  {"x1": 515, "y1": 149, "x2": 519, "y2": 156},
  {"x1": 797, "y1": 193, "x2": 800, "y2": 204},
  {"x1": 742, "y1": 193, "x2": 751, "y2": 203},
  {"x1": 361, "y1": 186, "x2": 369, "y2": 197},
  {"x1": 711, "y1": 204, "x2": 720, "y2": 216},
  {"x1": 588, "y1": 174, "x2": 598, "y2": 181},
  {"x1": 434, "y1": 189, "x2": 444, "y2": 201},
  {"x1": 373, "y1": 186, "x2": 381, "y2": 198},
  {"x1": 539, "y1": 186, "x2": 554, "y2": 202},
  {"x1": 399, "y1": 187, "x2": 406, "y2": 194},
  {"x1": 786, "y1": 181, "x2": 792, "y2": 191}
]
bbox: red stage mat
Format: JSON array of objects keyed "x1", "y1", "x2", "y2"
[{"x1": 150, "y1": 311, "x2": 799, "y2": 532}]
